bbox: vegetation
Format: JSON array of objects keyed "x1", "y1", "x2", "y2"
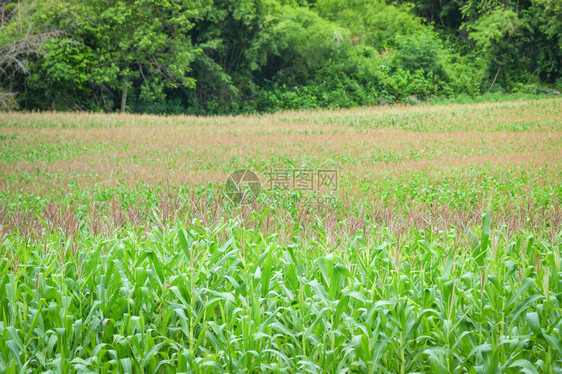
[
  {"x1": 0, "y1": 0, "x2": 561, "y2": 114},
  {"x1": 0, "y1": 98, "x2": 560, "y2": 372}
]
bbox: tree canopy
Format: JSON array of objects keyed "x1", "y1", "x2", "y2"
[{"x1": 1, "y1": 0, "x2": 560, "y2": 113}]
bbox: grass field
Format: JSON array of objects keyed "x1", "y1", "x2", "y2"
[{"x1": 0, "y1": 98, "x2": 561, "y2": 373}]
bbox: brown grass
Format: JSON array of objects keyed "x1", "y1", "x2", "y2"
[
  {"x1": 0, "y1": 98, "x2": 560, "y2": 242},
  {"x1": 1, "y1": 98, "x2": 561, "y2": 196}
]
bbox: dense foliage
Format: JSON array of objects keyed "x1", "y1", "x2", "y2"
[
  {"x1": 0, "y1": 0, "x2": 561, "y2": 113},
  {"x1": 2, "y1": 217, "x2": 561, "y2": 372}
]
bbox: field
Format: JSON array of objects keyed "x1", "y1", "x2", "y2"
[{"x1": 0, "y1": 98, "x2": 561, "y2": 373}]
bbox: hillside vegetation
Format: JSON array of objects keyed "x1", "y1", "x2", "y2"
[{"x1": 0, "y1": 0, "x2": 561, "y2": 114}]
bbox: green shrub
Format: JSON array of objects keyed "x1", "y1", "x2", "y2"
[{"x1": 394, "y1": 34, "x2": 444, "y2": 75}]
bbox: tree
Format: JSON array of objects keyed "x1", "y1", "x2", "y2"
[
  {"x1": 534, "y1": 0, "x2": 562, "y2": 50},
  {"x1": 315, "y1": 0, "x2": 426, "y2": 50},
  {"x1": 30, "y1": 0, "x2": 201, "y2": 112},
  {"x1": 0, "y1": 0, "x2": 63, "y2": 109},
  {"x1": 188, "y1": 0, "x2": 269, "y2": 111}
]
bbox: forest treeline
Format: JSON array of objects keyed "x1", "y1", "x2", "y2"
[{"x1": 0, "y1": 0, "x2": 560, "y2": 114}]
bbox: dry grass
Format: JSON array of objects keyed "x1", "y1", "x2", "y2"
[
  {"x1": 1, "y1": 98, "x2": 560, "y2": 196},
  {"x1": 0, "y1": 97, "x2": 560, "y2": 242}
]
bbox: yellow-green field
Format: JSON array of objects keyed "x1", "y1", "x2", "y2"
[{"x1": 0, "y1": 98, "x2": 561, "y2": 372}]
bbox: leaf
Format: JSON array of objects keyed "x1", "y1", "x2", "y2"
[
  {"x1": 509, "y1": 359, "x2": 539, "y2": 374},
  {"x1": 120, "y1": 358, "x2": 133, "y2": 374},
  {"x1": 525, "y1": 312, "x2": 542, "y2": 337},
  {"x1": 474, "y1": 209, "x2": 491, "y2": 267},
  {"x1": 511, "y1": 294, "x2": 542, "y2": 322},
  {"x1": 270, "y1": 322, "x2": 295, "y2": 338}
]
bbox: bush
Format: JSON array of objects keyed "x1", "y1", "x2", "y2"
[
  {"x1": 394, "y1": 34, "x2": 444, "y2": 75},
  {"x1": 316, "y1": 0, "x2": 425, "y2": 50}
]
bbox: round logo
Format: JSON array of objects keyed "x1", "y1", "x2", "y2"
[{"x1": 224, "y1": 170, "x2": 261, "y2": 204}]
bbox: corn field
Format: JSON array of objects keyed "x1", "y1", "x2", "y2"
[{"x1": 0, "y1": 98, "x2": 561, "y2": 373}]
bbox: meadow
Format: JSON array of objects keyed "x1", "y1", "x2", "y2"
[{"x1": 0, "y1": 98, "x2": 561, "y2": 373}]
